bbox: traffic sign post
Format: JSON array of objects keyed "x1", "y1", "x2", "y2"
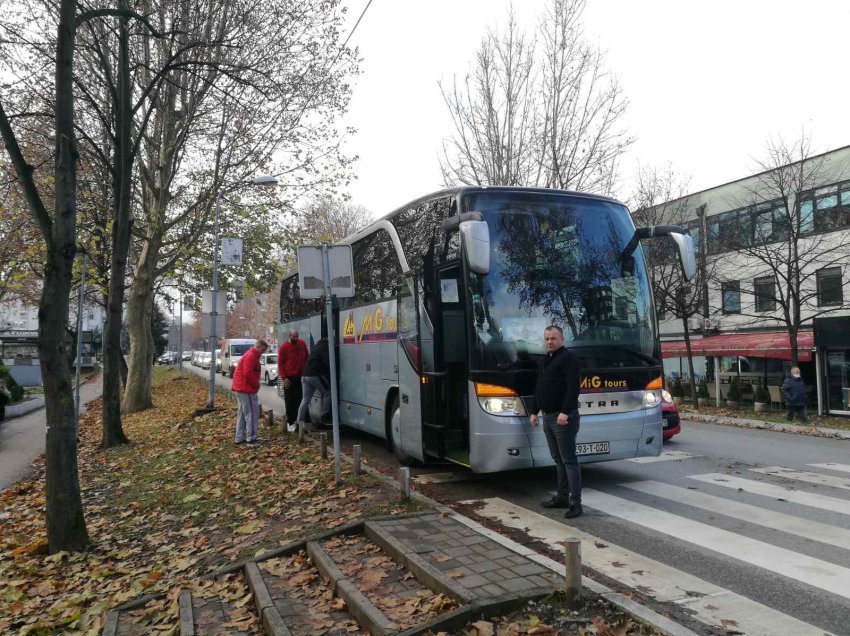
[{"x1": 297, "y1": 244, "x2": 353, "y2": 487}]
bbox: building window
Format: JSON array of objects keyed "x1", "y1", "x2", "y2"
[
  {"x1": 721, "y1": 281, "x2": 741, "y2": 314},
  {"x1": 817, "y1": 267, "x2": 844, "y2": 307},
  {"x1": 754, "y1": 276, "x2": 776, "y2": 312},
  {"x1": 798, "y1": 180, "x2": 850, "y2": 234}
]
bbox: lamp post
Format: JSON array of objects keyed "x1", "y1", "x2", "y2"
[{"x1": 206, "y1": 174, "x2": 278, "y2": 409}]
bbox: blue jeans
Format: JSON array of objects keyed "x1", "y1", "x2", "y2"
[
  {"x1": 297, "y1": 376, "x2": 331, "y2": 423},
  {"x1": 542, "y1": 411, "x2": 581, "y2": 501}
]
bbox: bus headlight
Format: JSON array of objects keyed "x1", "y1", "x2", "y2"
[
  {"x1": 643, "y1": 391, "x2": 661, "y2": 408},
  {"x1": 475, "y1": 383, "x2": 527, "y2": 416}
]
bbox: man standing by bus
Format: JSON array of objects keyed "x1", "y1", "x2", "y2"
[
  {"x1": 278, "y1": 329, "x2": 308, "y2": 432},
  {"x1": 530, "y1": 325, "x2": 583, "y2": 519},
  {"x1": 231, "y1": 339, "x2": 269, "y2": 445}
]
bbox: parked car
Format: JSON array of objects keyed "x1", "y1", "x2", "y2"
[
  {"x1": 219, "y1": 339, "x2": 255, "y2": 377},
  {"x1": 661, "y1": 389, "x2": 681, "y2": 440},
  {"x1": 182, "y1": 350, "x2": 192, "y2": 361},
  {"x1": 260, "y1": 352, "x2": 278, "y2": 386},
  {"x1": 191, "y1": 351, "x2": 203, "y2": 367},
  {"x1": 157, "y1": 351, "x2": 177, "y2": 365},
  {"x1": 199, "y1": 351, "x2": 212, "y2": 369}
]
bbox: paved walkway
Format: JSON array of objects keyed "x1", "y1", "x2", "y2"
[
  {"x1": 0, "y1": 376, "x2": 103, "y2": 490},
  {"x1": 683, "y1": 411, "x2": 850, "y2": 439}
]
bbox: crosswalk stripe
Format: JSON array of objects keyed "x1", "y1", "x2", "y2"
[
  {"x1": 750, "y1": 466, "x2": 850, "y2": 491},
  {"x1": 622, "y1": 480, "x2": 850, "y2": 551},
  {"x1": 583, "y1": 488, "x2": 850, "y2": 600},
  {"x1": 626, "y1": 450, "x2": 694, "y2": 464},
  {"x1": 689, "y1": 473, "x2": 850, "y2": 516},
  {"x1": 472, "y1": 497, "x2": 831, "y2": 636},
  {"x1": 809, "y1": 463, "x2": 850, "y2": 474}
]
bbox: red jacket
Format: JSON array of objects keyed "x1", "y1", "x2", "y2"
[
  {"x1": 231, "y1": 346, "x2": 262, "y2": 394},
  {"x1": 278, "y1": 339, "x2": 308, "y2": 378}
]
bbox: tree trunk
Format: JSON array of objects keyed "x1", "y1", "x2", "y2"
[
  {"x1": 101, "y1": 6, "x2": 133, "y2": 448},
  {"x1": 123, "y1": 237, "x2": 160, "y2": 412},
  {"x1": 44, "y1": 0, "x2": 89, "y2": 552},
  {"x1": 681, "y1": 316, "x2": 698, "y2": 404}
]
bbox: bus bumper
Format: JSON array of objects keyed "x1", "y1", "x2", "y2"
[{"x1": 469, "y1": 406, "x2": 663, "y2": 473}]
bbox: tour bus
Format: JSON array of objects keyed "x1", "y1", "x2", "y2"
[{"x1": 278, "y1": 187, "x2": 694, "y2": 473}]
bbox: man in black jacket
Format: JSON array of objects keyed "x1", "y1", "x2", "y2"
[
  {"x1": 530, "y1": 325, "x2": 583, "y2": 518},
  {"x1": 296, "y1": 337, "x2": 331, "y2": 428},
  {"x1": 781, "y1": 366, "x2": 808, "y2": 423}
]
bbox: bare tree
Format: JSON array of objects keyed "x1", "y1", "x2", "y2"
[
  {"x1": 440, "y1": 0, "x2": 631, "y2": 194},
  {"x1": 714, "y1": 134, "x2": 850, "y2": 366},
  {"x1": 292, "y1": 196, "x2": 373, "y2": 245},
  {"x1": 631, "y1": 165, "x2": 715, "y2": 403}
]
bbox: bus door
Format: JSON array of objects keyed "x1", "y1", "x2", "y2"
[
  {"x1": 432, "y1": 264, "x2": 469, "y2": 463},
  {"x1": 396, "y1": 276, "x2": 426, "y2": 462}
]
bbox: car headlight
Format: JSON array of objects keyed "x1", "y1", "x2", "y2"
[
  {"x1": 661, "y1": 389, "x2": 673, "y2": 404},
  {"x1": 644, "y1": 390, "x2": 661, "y2": 408},
  {"x1": 475, "y1": 383, "x2": 527, "y2": 416}
]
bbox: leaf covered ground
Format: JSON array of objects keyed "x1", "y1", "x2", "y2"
[
  {"x1": 0, "y1": 368, "x2": 416, "y2": 634},
  {"x1": 679, "y1": 402, "x2": 850, "y2": 432}
]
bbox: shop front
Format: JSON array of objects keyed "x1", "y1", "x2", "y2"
[{"x1": 814, "y1": 317, "x2": 850, "y2": 416}]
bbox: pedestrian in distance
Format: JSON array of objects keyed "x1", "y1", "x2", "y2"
[
  {"x1": 277, "y1": 329, "x2": 308, "y2": 433},
  {"x1": 781, "y1": 366, "x2": 808, "y2": 423},
  {"x1": 296, "y1": 337, "x2": 332, "y2": 431},
  {"x1": 231, "y1": 338, "x2": 269, "y2": 445},
  {"x1": 530, "y1": 325, "x2": 583, "y2": 519}
]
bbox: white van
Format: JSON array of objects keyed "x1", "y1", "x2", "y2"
[{"x1": 219, "y1": 338, "x2": 256, "y2": 377}]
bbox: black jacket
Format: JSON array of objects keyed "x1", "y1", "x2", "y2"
[
  {"x1": 533, "y1": 346, "x2": 581, "y2": 415},
  {"x1": 780, "y1": 375, "x2": 806, "y2": 406},
  {"x1": 303, "y1": 338, "x2": 330, "y2": 378}
]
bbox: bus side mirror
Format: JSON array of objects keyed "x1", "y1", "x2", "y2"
[
  {"x1": 670, "y1": 232, "x2": 696, "y2": 281},
  {"x1": 460, "y1": 220, "x2": 490, "y2": 275}
]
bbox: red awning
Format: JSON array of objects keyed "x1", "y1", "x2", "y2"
[{"x1": 661, "y1": 331, "x2": 814, "y2": 362}]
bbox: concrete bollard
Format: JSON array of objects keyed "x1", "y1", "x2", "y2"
[
  {"x1": 564, "y1": 537, "x2": 582, "y2": 607},
  {"x1": 297, "y1": 420, "x2": 305, "y2": 444},
  {"x1": 353, "y1": 445, "x2": 362, "y2": 475},
  {"x1": 320, "y1": 433, "x2": 328, "y2": 460},
  {"x1": 399, "y1": 467, "x2": 411, "y2": 501}
]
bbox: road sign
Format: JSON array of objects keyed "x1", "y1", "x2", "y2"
[
  {"x1": 297, "y1": 245, "x2": 354, "y2": 299},
  {"x1": 221, "y1": 238, "x2": 243, "y2": 266},
  {"x1": 201, "y1": 290, "x2": 227, "y2": 315}
]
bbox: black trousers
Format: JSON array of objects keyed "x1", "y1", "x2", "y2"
[
  {"x1": 541, "y1": 411, "x2": 582, "y2": 501},
  {"x1": 283, "y1": 375, "x2": 302, "y2": 425},
  {"x1": 786, "y1": 404, "x2": 808, "y2": 422}
]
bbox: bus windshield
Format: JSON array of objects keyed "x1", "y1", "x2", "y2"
[
  {"x1": 463, "y1": 191, "x2": 658, "y2": 371},
  {"x1": 230, "y1": 344, "x2": 254, "y2": 356}
]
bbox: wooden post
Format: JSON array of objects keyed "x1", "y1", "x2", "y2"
[
  {"x1": 267, "y1": 409, "x2": 274, "y2": 427},
  {"x1": 298, "y1": 420, "x2": 305, "y2": 444},
  {"x1": 564, "y1": 537, "x2": 582, "y2": 607},
  {"x1": 399, "y1": 467, "x2": 411, "y2": 501},
  {"x1": 353, "y1": 445, "x2": 362, "y2": 475},
  {"x1": 320, "y1": 432, "x2": 328, "y2": 460}
]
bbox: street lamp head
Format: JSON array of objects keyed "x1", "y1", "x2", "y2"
[{"x1": 252, "y1": 174, "x2": 279, "y2": 186}]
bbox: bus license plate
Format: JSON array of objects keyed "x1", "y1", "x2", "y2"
[{"x1": 576, "y1": 442, "x2": 610, "y2": 456}]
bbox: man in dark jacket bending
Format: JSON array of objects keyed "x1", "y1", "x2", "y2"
[
  {"x1": 530, "y1": 325, "x2": 583, "y2": 519},
  {"x1": 781, "y1": 366, "x2": 808, "y2": 423}
]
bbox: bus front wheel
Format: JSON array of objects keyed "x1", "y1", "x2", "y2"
[{"x1": 390, "y1": 396, "x2": 414, "y2": 466}]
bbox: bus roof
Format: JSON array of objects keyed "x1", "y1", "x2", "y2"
[{"x1": 280, "y1": 186, "x2": 626, "y2": 280}]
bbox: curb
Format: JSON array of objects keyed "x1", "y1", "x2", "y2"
[
  {"x1": 336, "y1": 449, "x2": 702, "y2": 636},
  {"x1": 682, "y1": 412, "x2": 850, "y2": 439},
  {"x1": 4, "y1": 396, "x2": 45, "y2": 419}
]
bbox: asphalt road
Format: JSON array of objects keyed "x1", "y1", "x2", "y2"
[{"x1": 185, "y1": 362, "x2": 850, "y2": 635}]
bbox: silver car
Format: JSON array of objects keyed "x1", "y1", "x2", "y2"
[{"x1": 260, "y1": 352, "x2": 278, "y2": 386}]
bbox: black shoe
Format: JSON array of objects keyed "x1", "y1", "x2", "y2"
[
  {"x1": 564, "y1": 501, "x2": 583, "y2": 519},
  {"x1": 541, "y1": 497, "x2": 569, "y2": 509}
]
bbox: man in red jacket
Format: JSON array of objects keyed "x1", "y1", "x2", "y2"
[
  {"x1": 231, "y1": 339, "x2": 268, "y2": 445},
  {"x1": 277, "y1": 329, "x2": 308, "y2": 433}
]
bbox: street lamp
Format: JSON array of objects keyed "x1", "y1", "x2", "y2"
[{"x1": 206, "y1": 174, "x2": 279, "y2": 409}]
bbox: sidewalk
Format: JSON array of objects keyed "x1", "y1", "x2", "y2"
[
  {"x1": 682, "y1": 411, "x2": 850, "y2": 440},
  {"x1": 0, "y1": 374, "x2": 102, "y2": 490}
]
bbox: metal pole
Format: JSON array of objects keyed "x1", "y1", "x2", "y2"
[
  {"x1": 563, "y1": 537, "x2": 582, "y2": 607},
  {"x1": 399, "y1": 466, "x2": 411, "y2": 500},
  {"x1": 207, "y1": 191, "x2": 221, "y2": 408},
  {"x1": 74, "y1": 254, "x2": 87, "y2": 423},
  {"x1": 178, "y1": 288, "x2": 183, "y2": 375},
  {"x1": 815, "y1": 347, "x2": 823, "y2": 416},
  {"x1": 323, "y1": 244, "x2": 342, "y2": 486},
  {"x1": 714, "y1": 356, "x2": 721, "y2": 406}
]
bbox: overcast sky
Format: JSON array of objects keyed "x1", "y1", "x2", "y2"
[{"x1": 340, "y1": 0, "x2": 850, "y2": 216}]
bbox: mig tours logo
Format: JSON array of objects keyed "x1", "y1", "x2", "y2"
[
  {"x1": 580, "y1": 375, "x2": 628, "y2": 393},
  {"x1": 342, "y1": 302, "x2": 397, "y2": 344}
]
